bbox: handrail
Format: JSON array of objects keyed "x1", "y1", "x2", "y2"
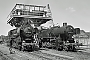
[{"x1": 7, "y1": 3, "x2": 46, "y2": 18}]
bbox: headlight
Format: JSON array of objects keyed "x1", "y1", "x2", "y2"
[
  {"x1": 33, "y1": 41, "x2": 36, "y2": 43},
  {"x1": 23, "y1": 41, "x2": 25, "y2": 43}
]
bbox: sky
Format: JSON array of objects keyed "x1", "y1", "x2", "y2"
[{"x1": 0, "y1": 0, "x2": 90, "y2": 36}]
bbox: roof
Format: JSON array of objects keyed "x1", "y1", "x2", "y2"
[
  {"x1": 74, "y1": 30, "x2": 89, "y2": 38},
  {"x1": 85, "y1": 32, "x2": 90, "y2": 38}
]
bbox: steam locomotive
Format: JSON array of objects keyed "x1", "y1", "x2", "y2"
[
  {"x1": 8, "y1": 24, "x2": 39, "y2": 51},
  {"x1": 7, "y1": 22, "x2": 81, "y2": 51},
  {"x1": 38, "y1": 23, "x2": 81, "y2": 51}
]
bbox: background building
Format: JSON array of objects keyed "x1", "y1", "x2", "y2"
[{"x1": 74, "y1": 30, "x2": 90, "y2": 45}]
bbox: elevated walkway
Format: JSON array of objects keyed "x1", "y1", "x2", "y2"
[{"x1": 7, "y1": 4, "x2": 52, "y2": 27}]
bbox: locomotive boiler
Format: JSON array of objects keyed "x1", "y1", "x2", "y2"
[{"x1": 39, "y1": 23, "x2": 80, "y2": 51}]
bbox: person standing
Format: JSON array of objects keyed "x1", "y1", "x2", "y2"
[{"x1": 9, "y1": 37, "x2": 15, "y2": 54}]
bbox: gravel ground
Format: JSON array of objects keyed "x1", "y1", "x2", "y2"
[
  {"x1": 0, "y1": 52, "x2": 8, "y2": 60},
  {"x1": 0, "y1": 54, "x2": 4, "y2": 60}
]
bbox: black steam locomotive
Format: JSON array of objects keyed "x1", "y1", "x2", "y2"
[
  {"x1": 38, "y1": 23, "x2": 80, "y2": 51},
  {"x1": 8, "y1": 24, "x2": 39, "y2": 51}
]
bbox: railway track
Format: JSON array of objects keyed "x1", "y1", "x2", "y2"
[
  {"x1": 7, "y1": 46, "x2": 74, "y2": 60},
  {"x1": 1, "y1": 44, "x2": 90, "y2": 60},
  {"x1": 10, "y1": 48, "x2": 90, "y2": 60},
  {"x1": 29, "y1": 51, "x2": 73, "y2": 60},
  {"x1": 40, "y1": 48, "x2": 90, "y2": 60},
  {"x1": 19, "y1": 48, "x2": 74, "y2": 60}
]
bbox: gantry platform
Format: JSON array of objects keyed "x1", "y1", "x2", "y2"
[{"x1": 7, "y1": 3, "x2": 52, "y2": 27}]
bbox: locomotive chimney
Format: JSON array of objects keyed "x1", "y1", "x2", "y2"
[{"x1": 63, "y1": 23, "x2": 67, "y2": 27}]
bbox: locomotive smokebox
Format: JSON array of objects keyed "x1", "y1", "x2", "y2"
[{"x1": 63, "y1": 23, "x2": 67, "y2": 27}]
